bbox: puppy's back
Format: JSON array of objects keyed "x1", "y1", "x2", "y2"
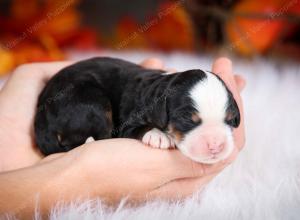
[{"x1": 35, "y1": 58, "x2": 118, "y2": 155}]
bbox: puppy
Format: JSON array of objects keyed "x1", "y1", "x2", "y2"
[{"x1": 34, "y1": 57, "x2": 240, "y2": 164}]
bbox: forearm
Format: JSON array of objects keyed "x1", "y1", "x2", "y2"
[
  {"x1": 0, "y1": 140, "x2": 42, "y2": 172},
  {"x1": 0, "y1": 152, "x2": 86, "y2": 219}
]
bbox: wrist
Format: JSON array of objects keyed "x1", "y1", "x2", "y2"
[
  {"x1": 69, "y1": 146, "x2": 109, "y2": 199},
  {"x1": 43, "y1": 147, "x2": 106, "y2": 205},
  {"x1": 42, "y1": 150, "x2": 88, "y2": 202},
  {"x1": 71, "y1": 143, "x2": 127, "y2": 203},
  {"x1": 27, "y1": 152, "x2": 86, "y2": 217},
  {"x1": 0, "y1": 153, "x2": 74, "y2": 218}
]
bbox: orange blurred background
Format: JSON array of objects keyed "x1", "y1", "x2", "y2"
[{"x1": 0, "y1": 0, "x2": 299, "y2": 75}]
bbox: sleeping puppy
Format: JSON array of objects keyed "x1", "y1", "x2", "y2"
[{"x1": 34, "y1": 57, "x2": 240, "y2": 164}]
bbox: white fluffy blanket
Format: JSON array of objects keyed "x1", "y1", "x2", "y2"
[{"x1": 3, "y1": 51, "x2": 300, "y2": 219}]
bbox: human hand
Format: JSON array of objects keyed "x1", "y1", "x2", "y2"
[
  {"x1": 143, "y1": 57, "x2": 246, "y2": 166},
  {"x1": 59, "y1": 57, "x2": 246, "y2": 203},
  {"x1": 0, "y1": 57, "x2": 245, "y2": 205},
  {"x1": 0, "y1": 58, "x2": 170, "y2": 171},
  {"x1": 0, "y1": 58, "x2": 167, "y2": 170},
  {"x1": 0, "y1": 62, "x2": 74, "y2": 170}
]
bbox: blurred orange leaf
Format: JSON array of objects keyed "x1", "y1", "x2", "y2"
[
  {"x1": 226, "y1": 0, "x2": 288, "y2": 55},
  {"x1": 115, "y1": 1, "x2": 195, "y2": 51}
]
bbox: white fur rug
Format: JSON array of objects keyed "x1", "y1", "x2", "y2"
[{"x1": 2, "y1": 51, "x2": 300, "y2": 219}]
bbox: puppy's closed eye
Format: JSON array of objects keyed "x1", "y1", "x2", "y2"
[{"x1": 171, "y1": 111, "x2": 201, "y2": 134}]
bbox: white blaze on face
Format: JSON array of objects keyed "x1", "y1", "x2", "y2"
[{"x1": 176, "y1": 71, "x2": 234, "y2": 164}]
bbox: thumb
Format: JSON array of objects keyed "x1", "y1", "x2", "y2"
[{"x1": 234, "y1": 75, "x2": 246, "y2": 92}]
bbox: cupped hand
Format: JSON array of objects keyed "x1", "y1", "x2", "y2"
[
  {"x1": 45, "y1": 57, "x2": 246, "y2": 203},
  {"x1": 0, "y1": 57, "x2": 245, "y2": 203},
  {"x1": 0, "y1": 62, "x2": 73, "y2": 170}
]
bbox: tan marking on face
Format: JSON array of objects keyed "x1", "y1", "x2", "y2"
[
  {"x1": 168, "y1": 124, "x2": 183, "y2": 143},
  {"x1": 105, "y1": 110, "x2": 112, "y2": 121},
  {"x1": 105, "y1": 110, "x2": 113, "y2": 133},
  {"x1": 191, "y1": 113, "x2": 201, "y2": 123}
]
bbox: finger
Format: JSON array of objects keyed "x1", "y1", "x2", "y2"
[
  {"x1": 33, "y1": 61, "x2": 74, "y2": 82},
  {"x1": 212, "y1": 57, "x2": 236, "y2": 93},
  {"x1": 13, "y1": 61, "x2": 73, "y2": 81},
  {"x1": 165, "y1": 68, "x2": 177, "y2": 73},
  {"x1": 83, "y1": 139, "x2": 206, "y2": 181},
  {"x1": 151, "y1": 149, "x2": 206, "y2": 180},
  {"x1": 234, "y1": 75, "x2": 246, "y2": 92},
  {"x1": 146, "y1": 174, "x2": 215, "y2": 201},
  {"x1": 205, "y1": 146, "x2": 241, "y2": 174},
  {"x1": 201, "y1": 146, "x2": 240, "y2": 175},
  {"x1": 34, "y1": 61, "x2": 73, "y2": 75},
  {"x1": 212, "y1": 57, "x2": 233, "y2": 77},
  {"x1": 140, "y1": 141, "x2": 231, "y2": 179},
  {"x1": 123, "y1": 146, "x2": 206, "y2": 181},
  {"x1": 140, "y1": 58, "x2": 164, "y2": 70},
  {"x1": 0, "y1": 62, "x2": 74, "y2": 118}
]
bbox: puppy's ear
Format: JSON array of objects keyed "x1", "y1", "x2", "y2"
[
  {"x1": 149, "y1": 95, "x2": 168, "y2": 129},
  {"x1": 34, "y1": 109, "x2": 63, "y2": 155},
  {"x1": 226, "y1": 92, "x2": 240, "y2": 128}
]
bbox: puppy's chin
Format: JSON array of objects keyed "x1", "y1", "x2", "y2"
[
  {"x1": 175, "y1": 128, "x2": 235, "y2": 164},
  {"x1": 181, "y1": 145, "x2": 233, "y2": 164},
  {"x1": 177, "y1": 141, "x2": 234, "y2": 164}
]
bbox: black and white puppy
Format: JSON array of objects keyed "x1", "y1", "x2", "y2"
[{"x1": 34, "y1": 57, "x2": 240, "y2": 164}]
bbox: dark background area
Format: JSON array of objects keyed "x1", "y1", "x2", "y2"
[{"x1": 79, "y1": 0, "x2": 163, "y2": 34}]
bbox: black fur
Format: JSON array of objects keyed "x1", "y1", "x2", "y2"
[{"x1": 34, "y1": 57, "x2": 240, "y2": 155}]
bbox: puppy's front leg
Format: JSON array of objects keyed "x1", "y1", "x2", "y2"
[{"x1": 142, "y1": 128, "x2": 175, "y2": 149}]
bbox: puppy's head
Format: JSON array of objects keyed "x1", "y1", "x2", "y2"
[{"x1": 168, "y1": 70, "x2": 240, "y2": 164}]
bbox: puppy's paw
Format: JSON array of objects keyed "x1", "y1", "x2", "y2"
[
  {"x1": 85, "y1": 136, "x2": 95, "y2": 144},
  {"x1": 142, "y1": 128, "x2": 175, "y2": 149}
]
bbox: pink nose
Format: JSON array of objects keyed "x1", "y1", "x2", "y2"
[{"x1": 207, "y1": 139, "x2": 225, "y2": 154}]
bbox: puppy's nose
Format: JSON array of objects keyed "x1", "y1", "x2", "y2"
[{"x1": 207, "y1": 138, "x2": 225, "y2": 154}]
